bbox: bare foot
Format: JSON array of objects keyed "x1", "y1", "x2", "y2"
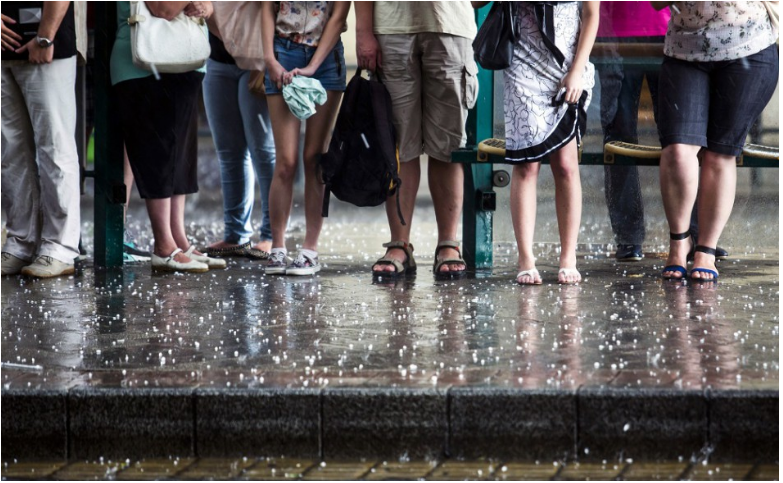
[
  {"x1": 558, "y1": 267, "x2": 581, "y2": 284},
  {"x1": 690, "y1": 251, "x2": 718, "y2": 280},
  {"x1": 435, "y1": 246, "x2": 465, "y2": 273},
  {"x1": 516, "y1": 268, "x2": 542, "y2": 285},
  {"x1": 373, "y1": 248, "x2": 408, "y2": 272},
  {"x1": 254, "y1": 240, "x2": 272, "y2": 253},
  {"x1": 663, "y1": 236, "x2": 691, "y2": 279}
]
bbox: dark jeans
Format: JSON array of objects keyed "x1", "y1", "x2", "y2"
[{"x1": 599, "y1": 60, "x2": 659, "y2": 245}]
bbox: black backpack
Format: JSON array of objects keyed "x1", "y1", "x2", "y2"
[{"x1": 319, "y1": 69, "x2": 405, "y2": 225}]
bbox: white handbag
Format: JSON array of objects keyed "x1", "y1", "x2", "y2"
[{"x1": 128, "y1": 1, "x2": 210, "y2": 74}]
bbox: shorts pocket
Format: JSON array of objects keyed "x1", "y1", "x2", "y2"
[{"x1": 462, "y1": 61, "x2": 479, "y2": 109}]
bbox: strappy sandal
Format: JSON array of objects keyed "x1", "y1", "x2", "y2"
[
  {"x1": 202, "y1": 241, "x2": 251, "y2": 257},
  {"x1": 516, "y1": 268, "x2": 542, "y2": 285},
  {"x1": 372, "y1": 241, "x2": 416, "y2": 280},
  {"x1": 689, "y1": 246, "x2": 719, "y2": 282},
  {"x1": 558, "y1": 268, "x2": 581, "y2": 285},
  {"x1": 662, "y1": 231, "x2": 690, "y2": 280},
  {"x1": 433, "y1": 240, "x2": 467, "y2": 280}
]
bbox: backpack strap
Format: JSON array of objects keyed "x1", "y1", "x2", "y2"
[{"x1": 322, "y1": 183, "x2": 331, "y2": 218}]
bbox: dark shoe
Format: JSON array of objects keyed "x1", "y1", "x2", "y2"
[
  {"x1": 689, "y1": 246, "x2": 719, "y2": 282},
  {"x1": 615, "y1": 244, "x2": 643, "y2": 262},
  {"x1": 688, "y1": 245, "x2": 728, "y2": 261},
  {"x1": 202, "y1": 241, "x2": 251, "y2": 257}
]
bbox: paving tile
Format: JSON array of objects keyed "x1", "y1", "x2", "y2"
[
  {"x1": 1, "y1": 390, "x2": 67, "y2": 460},
  {"x1": 195, "y1": 388, "x2": 320, "y2": 457},
  {"x1": 300, "y1": 461, "x2": 375, "y2": 480},
  {"x1": 69, "y1": 388, "x2": 195, "y2": 459},
  {"x1": 685, "y1": 462, "x2": 754, "y2": 481},
  {"x1": 177, "y1": 457, "x2": 257, "y2": 480},
  {"x1": 494, "y1": 462, "x2": 561, "y2": 481},
  {"x1": 425, "y1": 460, "x2": 498, "y2": 480},
  {"x1": 708, "y1": 389, "x2": 778, "y2": 462},
  {"x1": 555, "y1": 462, "x2": 625, "y2": 481},
  {"x1": 450, "y1": 388, "x2": 576, "y2": 459},
  {"x1": 364, "y1": 460, "x2": 438, "y2": 480},
  {"x1": 50, "y1": 460, "x2": 132, "y2": 480},
  {"x1": 322, "y1": 388, "x2": 447, "y2": 459},
  {"x1": 116, "y1": 457, "x2": 196, "y2": 480},
  {"x1": 620, "y1": 462, "x2": 689, "y2": 481},
  {"x1": 578, "y1": 387, "x2": 707, "y2": 461},
  {"x1": 0, "y1": 460, "x2": 66, "y2": 479},
  {"x1": 746, "y1": 464, "x2": 780, "y2": 481},
  {"x1": 240, "y1": 458, "x2": 317, "y2": 480}
]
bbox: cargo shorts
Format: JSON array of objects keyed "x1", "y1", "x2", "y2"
[{"x1": 376, "y1": 33, "x2": 478, "y2": 163}]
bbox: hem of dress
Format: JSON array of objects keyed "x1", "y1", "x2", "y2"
[{"x1": 504, "y1": 93, "x2": 588, "y2": 163}]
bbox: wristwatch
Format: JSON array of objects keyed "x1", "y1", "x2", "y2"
[{"x1": 36, "y1": 36, "x2": 54, "y2": 48}]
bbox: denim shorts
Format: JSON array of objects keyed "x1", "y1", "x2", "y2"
[
  {"x1": 657, "y1": 44, "x2": 779, "y2": 156},
  {"x1": 264, "y1": 36, "x2": 346, "y2": 94}
]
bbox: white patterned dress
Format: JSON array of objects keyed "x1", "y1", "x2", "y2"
[{"x1": 503, "y1": 2, "x2": 595, "y2": 163}]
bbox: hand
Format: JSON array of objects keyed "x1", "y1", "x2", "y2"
[
  {"x1": 266, "y1": 59, "x2": 288, "y2": 90},
  {"x1": 16, "y1": 38, "x2": 54, "y2": 64},
  {"x1": 356, "y1": 30, "x2": 382, "y2": 71},
  {"x1": 1, "y1": 14, "x2": 22, "y2": 51},
  {"x1": 289, "y1": 64, "x2": 318, "y2": 78},
  {"x1": 185, "y1": 1, "x2": 212, "y2": 18},
  {"x1": 560, "y1": 70, "x2": 583, "y2": 104}
]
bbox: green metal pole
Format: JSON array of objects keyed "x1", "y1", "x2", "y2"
[
  {"x1": 93, "y1": 3, "x2": 125, "y2": 268},
  {"x1": 462, "y1": 4, "x2": 495, "y2": 271}
]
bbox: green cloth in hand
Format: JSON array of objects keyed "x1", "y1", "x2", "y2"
[{"x1": 282, "y1": 76, "x2": 327, "y2": 120}]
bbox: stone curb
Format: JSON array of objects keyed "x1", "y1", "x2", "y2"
[{"x1": 2, "y1": 387, "x2": 777, "y2": 462}]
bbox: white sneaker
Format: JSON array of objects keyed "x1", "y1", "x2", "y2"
[
  {"x1": 184, "y1": 246, "x2": 226, "y2": 269},
  {"x1": 2, "y1": 252, "x2": 30, "y2": 276},
  {"x1": 20, "y1": 255, "x2": 75, "y2": 278},
  {"x1": 287, "y1": 251, "x2": 320, "y2": 276},
  {"x1": 151, "y1": 248, "x2": 209, "y2": 273},
  {"x1": 265, "y1": 250, "x2": 288, "y2": 275}
]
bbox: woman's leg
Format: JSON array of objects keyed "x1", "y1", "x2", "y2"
[
  {"x1": 659, "y1": 143, "x2": 701, "y2": 278},
  {"x1": 202, "y1": 60, "x2": 254, "y2": 248},
  {"x1": 146, "y1": 197, "x2": 193, "y2": 263},
  {"x1": 691, "y1": 151, "x2": 736, "y2": 280},
  {"x1": 549, "y1": 138, "x2": 582, "y2": 284},
  {"x1": 266, "y1": 95, "x2": 302, "y2": 250},
  {"x1": 301, "y1": 91, "x2": 343, "y2": 251},
  {"x1": 238, "y1": 69, "x2": 276, "y2": 253},
  {"x1": 510, "y1": 162, "x2": 541, "y2": 284}
]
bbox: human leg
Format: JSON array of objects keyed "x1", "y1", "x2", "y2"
[
  {"x1": 1, "y1": 66, "x2": 39, "y2": 264},
  {"x1": 372, "y1": 158, "x2": 421, "y2": 273},
  {"x1": 266, "y1": 95, "x2": 302, "y2": 251},
  {"x1": 510, "y1": 162, "x2": 541, "y2": 284},
  {"x1": 549, "y1": 139, "x2": 582, "y2": 284},
  {"x1": 238, "y1": 68, "x2": 276, "y2": 252}
]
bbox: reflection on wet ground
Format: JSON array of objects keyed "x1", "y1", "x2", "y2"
[
  {"x1": 1, "y1": 457, "x2": 778, "y2": 480},
  {"x1": 1, "y1": 220, "x2": 778, "y2": 392}
]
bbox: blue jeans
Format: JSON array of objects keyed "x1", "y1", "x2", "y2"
[{"x1": 203, "y1": 59, "x2": 276, "y2": 244}]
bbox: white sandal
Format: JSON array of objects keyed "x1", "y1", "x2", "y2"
[
  {"x1": 185, "y1": 246, "x2": 227, "y2": 269},
  {"x1": 558, "y1": 268, "x2": 581, "y2": 285},
  {"x1": 151, "y1": 248, "x2": 209, "y2": 273},
  {"x1": 516, "y1": 268, "x2": 542, "y2": 285}
]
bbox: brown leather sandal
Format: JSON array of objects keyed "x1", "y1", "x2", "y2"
[
  {"x1": 433, "y1": 240, "x2": 467, "y2": 280},
  {"x1": 372, "y1": 241, "x2": 417, "y2": 280}
]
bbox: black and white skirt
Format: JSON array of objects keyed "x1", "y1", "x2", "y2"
[{"x1": 503, "y1": 2, "x2": 595, "y2": 163}]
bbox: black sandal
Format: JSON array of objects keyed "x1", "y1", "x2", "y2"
[
  {"x1": 689, "y1": 246, "x2": 719, "y2": 281},
  {"x1": 372, "y1": 241, "x2": 416, "y2": 280}
]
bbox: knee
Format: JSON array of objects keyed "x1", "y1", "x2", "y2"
[
  {"x1": 661, "y1": 144, "x2": 698, "y2": 166},
  {"x1": 551, "y1": 161, "x2": 579, "y2": 181},
  {"x1": 513, "y1": 163, "x2": 539, "y2": 180},
  {"x1": 273, "y1": 159, "x2": 298, "y2": 183}
]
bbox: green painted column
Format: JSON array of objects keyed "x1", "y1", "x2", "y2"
[
  {"x1": 93, "y1": 3, "x2": 125, "y2": 268},
  {"x1": 462, "y1": 5, "x2": 495, "y2": 271}
]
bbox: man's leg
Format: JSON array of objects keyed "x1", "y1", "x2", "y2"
[
  {"x1": 373, "y1": 157, "x2": 421, "y2": 272},
  {"x1": 1, "y1": 66, "x2": 40, "y2": 264},
  {"x1": 18, "y1": 58, "x2": 81, "y2": 264},
  {"x1": 428, "y1": 157, "x2": 464, "y2": 272}
]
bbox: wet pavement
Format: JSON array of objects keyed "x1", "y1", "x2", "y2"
[
  {"x1": 1, "y1": 457, "x2": 779, "y2": 481},
  {"x1": 2, "y1": 158, "x2": 779, "y2": 463}
]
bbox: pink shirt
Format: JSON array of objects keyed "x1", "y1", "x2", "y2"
[{"x1": 597, "y1": 2, "x2": 670, "y2": 38}]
